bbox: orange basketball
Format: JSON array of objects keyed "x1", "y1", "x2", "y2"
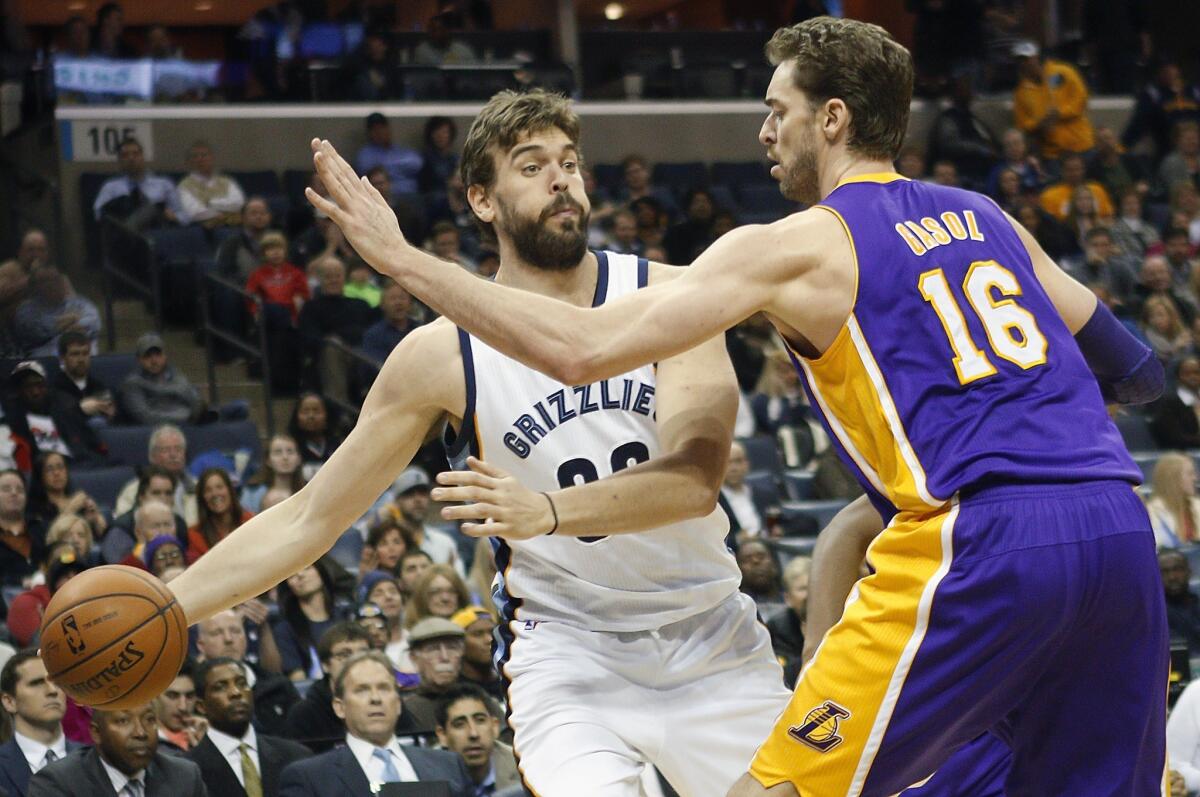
[{"x1": 39, "y1": 565, "x2": 187, "y2": 710}]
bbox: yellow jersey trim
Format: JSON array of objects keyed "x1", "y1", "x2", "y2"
[{"x1": 834, "y1": 171, "x2": 910, "y2": 188}]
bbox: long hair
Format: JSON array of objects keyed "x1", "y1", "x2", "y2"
[
  {"x1": 466, "y1": 537, "x2": 498, "y2": 619},
  {"x1": 1142, "y1": 295, "x2": 1185, "y2": 340},
  {"x1": 404, "y1": 563, "x2": 470, "y2": 629},
  {"x1": 195, "y1": 467, "x2": 245, "y2": 549},
  {"x1": 245, "y1": 434, "x2": 307, "y2": 492},
  {"x1": 28, "y1": 452, "x2": 73, "y2": 521},
  {"x1": 286, "y1": 392, "x2": 343, "y2": 451},
  {"x1": 1153, "y1": 453, "x2": 1198, "y2": 543},
  {"x1": 279, "y1": 559, "x2": 337, "y2": 651},
  {"x1": 366, "y1": 518, "x2": 414, "y2": 578}
]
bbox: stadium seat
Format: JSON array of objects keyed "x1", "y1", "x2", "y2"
[
  {"x1": 328, "y1": 527, "x2": 364, "y2": 573},
  {"x1": 231, "y1": 170, "x2": 283, "y2": 198},
  {"x1": 781, "y1": 470, "x2": 815, "y2": 500},
  {"x1": 743, "y1": 471, "x2": 781, "y2": 506},
  {"x1": 592, "y1": 164, "x2": 623, "y2": 194},
  {"x1": 712, "y1": 161, "x2": 772, "y2": 187},
  {"x1": 737, "y1": 184, "x2": 792, "y2": 216},
  {"x1": 677, "y1": 66, "x2": 738, "y2": 98},
  {"x1": 97, "y1": 425, "x2": 155, "y2": 467},
  {"x1": 738, "y1": 436, "x2": 782, "y2": 475},
  {"x1": 1131, "y1": 452, "x2": 1159, "y2": 484},
  {"x1": 71, "y1": 465, "x2": 136, "y2": 514},
  {"x1": 283, "y1": 170, "x2": 312, "y2": 206},
  {"x1": 1115, "y1": 412, "x2": 1157, "y2": 453},
  {"x1": 652, "y1": 162, "x2": 709, "y2": 194},
  {"x1": 781, "y1": 499, "x2": 848, "y2": 531},
  {"x1": 146, "y1": 225, "x2": 214, "y2": 323},
  {"x1": 707, "y1": 184, "x2": 738, "y2": 215},
  {"x1": 184, "y1": 420, "x2": 262, "y2": 476},
  {"x1": 90, "y1": 353, "x2": 138, "y2": 389}
]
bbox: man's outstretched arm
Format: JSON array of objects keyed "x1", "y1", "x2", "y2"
[{"x1": 306, "y1": 139, "x2": 787, "y2": 384}]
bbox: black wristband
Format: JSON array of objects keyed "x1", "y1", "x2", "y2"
[{"x1": 540, "y1": 492, "x2": 559, "y2": 536}]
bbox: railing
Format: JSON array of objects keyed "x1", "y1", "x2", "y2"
[
  {"x1": 199, "y1": 272, "x2": 275, "y2": 436},
  {"x1": 315, "y1": 335, "x2": 382, "y2": 421},
  {"x1": 99, "y1": 217, "x2": 161, "y2": 350}
]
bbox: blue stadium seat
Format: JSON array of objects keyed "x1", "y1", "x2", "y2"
[
  {"x1": 97, "y1": 425, "x2": 155, "y2": 467},
  {"x1": 1115, "y1": 412, "x2": 1157, "y2": 453},
  {"x1": 782, "y1": 470, "x2": 815, "y2": 500},
  {"x1": 652, "y1": 162, "x2": 708, "y2": 193},
  {"x1": 744, "y1": 471, "x2": 781, "y2": 506},
  {"x1": 737, "y1": 184, "x2": 792, "y2": 215},
  {"x1": 71, "y1": 465, "x2": 136, "y2": 514},
  {"x1": 146, "y1": 225, "x2": 212, "y2": 266},
  {"x1": 1131, "y1": 452, "x2": 1159, "y2": 484},
  {"x1": 738, "y1": 436, "x2": 782, "y2": 474},
  {"x1": 184, "y1": 420, "x2": 262, "y2": 475},
  {"x1": 712, "y1": 161, "x2": 772, "y2": 187},
  {"x1": 90, "y1": 353, "x2": 138, "y2": 390},
  {"x1": 707, "y1": 184, "x2": 738, "y2": 215},
  {"x1": 283, "y1": 170, "x2": 313, "y2": 205},
  {"x1": 782, "y1": 499, "x2": 848, "y2": 531},
  {"x1": 328, "y1": 528, "x2": 364, "y2": 574},
  {"x1": 592, "y1": 164, "x2": 623, "y2": 194},
  {"x1": 231, "y1": 170, "x2": 283, "y2": 199}
]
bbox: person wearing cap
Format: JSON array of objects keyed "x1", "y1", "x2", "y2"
[
  {"x1": 450, "y1": 607, "x2": 503, "y2": 704},
  {"x1": 119, "y1": 501, "x2": 178, "y2": 572},
  {"x1": 13, "y1": 264, "x2": 100, "y2": 358},
  {"x1": 382, "y1": 467, "x2": 464, "y2": 577},
  {"x1": 1012, "y1": 39, "x2": 1095, "y2": 160},
  {"x1": 6, "y1": 360, "x2": 105, "y2": 467},
  {"x1": 354, "y1": 112, "x2": 423, "y2": 199},
  {"x1": 6, "y1": 546, "x2": 87, "y2": 648},
  {"x1": 118, "y1": 333, "x2": 205, "y2": 427},
  {"x1": 143, "y1": 534, "x2": 185, "y2": 579},
  {"x1": 400, "y1": 617, "x2": 468, "y2": 734},
  {"x1": 357, "y1": 571, "x2": 414, "y2": 677}
]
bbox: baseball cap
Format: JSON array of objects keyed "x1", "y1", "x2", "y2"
[
  {"x1": 136, "y1": 332, "x2": 165, "y2": 357},
  {"x1": 356, "y1": 601, "x2": 385, "y2": 620},
  {"x1": 408, "y1": 617, "x2": 465, "y2": 646},
  {"x1": 392, "y1": 467, "x2": 431, "y2": 496},
  {"x1": 10, "y1": 361, "x2": 46, "y2": 381},
  {"x1": 356, "y1": 569, "x2": 397, "y2": 604},
  {"x1": 1011, "y1": 41, "x2": 1039, "y2": 59},
  {"x1": 450, "y1": 606, "x2": 493, "y2": 630}
]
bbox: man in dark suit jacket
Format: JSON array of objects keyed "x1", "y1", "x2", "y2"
[
  {"x1": 29, "y1": 704, "x2": 206, "y2": 796},
  {"x1": 279, "y1": 652, "x2": 471, "y2": 797},
  {"x1": 0, "y1": 651, "x2": 86, "y2": 797},
  {"x1": 51, "y1": 330, "x2": 116, "y2": 425},
  {"x1": 188, "y1": 658, "x2": 309, "y2": 797}
]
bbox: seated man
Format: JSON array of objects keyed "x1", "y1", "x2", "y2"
[
  {"x1": 0, "y1": 650, "x2": 84, "y2": 797},
  {"x1": 282, "y1": 621, "x2": 371, "y2": 753},
  {"x1": 92, "y1": 137, "x2": 183, "y2": 229},
  {"x1": 766, "y1": 556, "x2": 811, "y2": 686},
  {"x1": 153, "y1": 661, "x2": 200, "y2": 754},
  {"x1": 29, "y1": 703, "x2": 206, "y2": 796},
  {"x1": 118, "y1": 334, "x2": 205, "y2": 427},
  {"x1": 106, "y1": 466, "x2": 189, "y2": 564},
  {"x1": 278, "y1": 651, "x2": 472, "y2": 796},
  {"x1": 435, "y1": 684, "x2": 521, "y2": 795},
  {"x1": 6, "y1": 361, "x2": 105, "y2": 466},
  {"x1": 401, "y1": 618, "x2": 468, "y2": 734},
  {"x1": 188, "y1": 657, "x2": 308, "y2": 797},
  {"x1": 112, "y1": 425, "x2": 198, "y2": 525},
  {"x1": 449, "y1": 607, "x2": 504, "y2": 704},
  {"x1": 1162, "y1": 549, "x2": 1200, "y2": 657},
  {"x1": 51, "y1": 331, "x2": 115, "y2": 426},
  {"x1": 13, "y1": 265, "x2": 101, "y2": 358},
  {"x1": 176, "y1": 141, "x2": 245, "y2": 228},
  {"x1": 296, "y1": 256, "x2": 379, "y2": 396}
]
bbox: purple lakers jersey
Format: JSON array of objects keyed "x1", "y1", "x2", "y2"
[{"x1": 788, "y1": 173, "x2": 1139, "y2": 517}]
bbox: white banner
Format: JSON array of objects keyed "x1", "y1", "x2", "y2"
[{"x1": 53, "y1": 57, "x2": 221, "y2": 101}]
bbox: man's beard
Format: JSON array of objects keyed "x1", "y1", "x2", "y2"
[
  {"x1": 778, "y1": 135, "x2": 820, "y2": 206},
  {"x1": 499, "y1": 194, "x2": 590, "y2": 271}
]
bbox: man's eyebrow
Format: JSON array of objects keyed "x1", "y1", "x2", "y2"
[{"x1": 509, "y1": 143, "x2": 544, "y2": 161}]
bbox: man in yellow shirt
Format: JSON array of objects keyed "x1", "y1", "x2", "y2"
[
  {"x1": 1038, "y1": 152, "x2": 1114, "y2": 221},
  {"x1": 1013, "y1": 41, "x2": 1095, "y2": 160}
]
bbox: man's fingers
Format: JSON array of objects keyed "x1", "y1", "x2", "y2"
[
  {"x1": 462, "y1": 520, "x2": 508, "y2": 538},
  {"x1": 466, "y1": 456, "x2": 507, "y2": 479},
  {"x1": 434, "y1": 484, "x2": 492, "y2": 504},
  {"x1": 441, "y1": 502, "x2": 496, "y2": 521},
  {"x1": 318, "y1": 140, "x2": 364, "y2": 201},
  {"x1": 434, "y1": 469, "x2": 493, "y2": 488},
  {"x1": 304, "y1": 187, "x2": 343, "y2": 222}
]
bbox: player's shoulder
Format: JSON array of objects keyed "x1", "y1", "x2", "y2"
[
  {"x1": 731, "y1": 208, "x2": 846, "y2": 278},
  {"x1": 373, "y1": 317, "x2": 464, "y2": 401}
]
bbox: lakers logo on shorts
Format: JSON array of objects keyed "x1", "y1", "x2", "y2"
[{"x1": 788, "y1": 700, "x2": 851, "y2": 753}]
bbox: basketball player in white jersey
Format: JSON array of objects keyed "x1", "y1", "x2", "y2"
[{"x1": 168, "y1": 90, "x2": 790, "y2": 795}]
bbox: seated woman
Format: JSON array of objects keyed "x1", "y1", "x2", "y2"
[
  {"x1": 240, "y1": 434, "x2": 306, "y2": 513},
  {"x1": 359, "y1": 517, "x2": 410, "y2": 579},
  {"x1": 27, "y1": 452, "x2": 107, "y2": 539},
  {"x1": 272, "y1": 559, "x2": 351, "y2": 680},
  {"x1": 1145, "y1": 452, "x2": 1200, "y2": 548},
  {"x1": 287, "y1": 393, "x2": 344, "y2": 482},
  {"x1": 44, "y1": 511, "x2": 101, "y2": 568},
  {"x1": 403, "y1": 564, "x2": 470, "y2": 629},
  {"x1": 186, "y1": 468, "x2": 253, "y2": 563}
]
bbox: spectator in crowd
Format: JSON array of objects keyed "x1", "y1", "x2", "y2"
[
  {"x1": 0, "y1": 229, "x2": 48, "y2": 332},
  {"x1": 985, "y1": 128, "x2": 1043, "y2": 198},
  {"x1": 282, "y1": 621, "x2": 371, "y2": 753},
  {"x1": 186, "y1": 468, "x2": 253, "y2": 564},
  {"x1": 1159, "y1": 121, "x2": 1200, "y2": 197},
  {"x1": 1164, "y1": 227, "x2": 1198, "y2": 290},
  {"x1": 605, "y1": 209, "x2": 642, "y2": 256},
  {"x1": 0, "y1": 470, "x2": 45, "y2": 587},
  {"x1": 630, "y1": 196, "x2": 668, "y2": 253},
  {"x1": 1012, "y1": 40, "x2": 1094, "y2": 160},
  {"x1": 14, "y1": 265, "x2": 100, "y2": 359},
  {"x1": 435, "y1": 684, "x2": 520, "y2": 795},
  {"x1": 30, "y1": 703, "x2": 207, "y2": 796},
  {"x1": 394, "y1": 618, "x2": 466, "y2": 732},
  {"x1": 119, "y1": 501, "x2": 178, "y2": 570},
  {"x1": 360, "y1": 281, "x2": 419, "y2": 367},
  {"x1": 44, "y1": 512, "x2": 100, "y2": 568},
  {"x1": 1161, "y1": 549, "x2": 1200, "y2": 658},
  {"x1": 1015, "y1": 203, "x2": 1075, "y2": 262},
  {"x1": 929, "y1": 160, "x2": 959, "y2": 187},
  {"x1": 6, "y1": 362, "x2": 104, "y2": 467},
  {"x1": 51, "y1": 331, "x2": 114, "y2": 426},
  {"x1": 1064, "y1": 185, "x2": 1112, "y2": 249},
  {"x1": 119, "y1": 334, "x2": 205, "y2": 427},
  {"x1": 618, "y1": 155, "x2": 679, "y2": 219},
  {"x1": 360, "y1": 520, "x2": 409, "y2": 581},
  {"x1": 767, "y1": 556, "x2": 810, "y2": 686},
  {"x1": 348, "y1": 30, "x2": 398, "y2": 102},
  {"x1": 194, "y1": 609, "x2": 298, "y2": 738},
  {"x1": 412, "y1": 12, "x2": 478, "y2": 66},
  {"x1": 92, "y1": 137, "x2": 182, "y2": 228},
  {"x1": 188, "y1": 657, "x2": 309, "y2": 797},
  {"x1": 1111, "y1": 190, "x2": 1161, "y2": 260},
  {"x1": 1064, "y1": 227, "x2": 1140, "y2": 302},
  {"x1": 1174, "y1": 183, "x2": 1200, "y2": 246},
  {"x1": 418, "y1": 116, "x2": 459, "y2": 199},
  {"x1": 28, "y1": 453, "x2": 102, "y2": 532},
  {"x1": 287, "y1": 393, "x2": 342, "y2": 481},
  {"x1": 279, "y1": 650, "x2": 472, "y2": 795},
  {"x1": 1166, "y1": 678, "x2": 1200, "y2": 794},
  {"x1": 143, "y1": 535, "x2": 184, "y2": 578},
  {"x1": 1087, "y1": 127, "x2": 1149, "y2": 208},
  {"x1": 1039, "y1": 153, "x2": 1113, "y2": 223},
  {"x1": 58, "y1": 15, "x2": 90, "y2": 58},
  {"x1": 343, "y1": 262, "x2": 381, "y2": 309},
  {"x1": 216, "y1": 197, "x2": 273, "y2": 283},
  {"x1": 381, "y1": 468, "x2": 463, "y2": 576},
  {"x1": 751, "y1": 348, "x2": 811, "y2": 437},
  {"x1": 474, "y1": 249, "x2": 501, "y2": 278},
  {"x1": 240, "y1": 435, "x2": 304, "y2": 514},
  {"x1": 355, "y1": 113, "x2": 422, "y2": 198},
  {"x1": 404, "y1": 566, "x2": 469, "y2": 631},
  {"x1": 1142, "y1": 295, "x2": 1192, "y2": 363},
  {"x1": 245, "y1": 231, "x2": 308, "y2": 323},
  {"x1": 1146, "y1": 451, "x2": 1200, "y2": 550},
  {"x1": 1124, "y1": 61, "x2": 1200, "y2": 160},
  {"x1": 145, "y1": 24, "x2": 180, "y2": 60},
  {"x1": 177, "y1": 141, "x2": 245, "y2": 228},
  {"x1": 1134, "y1": 254, "x2": 1196, "y2": 326},
  {"x1": 450, "y1": 606, "x2": 502, "y2": 703},
  {"x1": 736, "y1": 537, "x2": 785, "y2": 619},
  {"x1": 926, "y1": 74, "x2": 999, "y2": 189},
  {"x1": 7, "y1": 547, "x2": 85, "y2": 648},
  {"x1": 153, "y1": 663, "x2": 201, "y2": 754},
  {"x1": 664, "y1": 189, "x2": 717, "y2": 265},
  {"x1": 0, "y1": 650, "x2": 79, "y2": 797},
  {"x1": 274, "y1": 561, "x2": 349, "y2": 681},
  {"x1": 464, "y1": 539, "x2": 496, "y2": 618},
  {"x1": 427, "y1": 222, "x2": 475, "y2": 270},
  {"x1": 719, "y1": 441, "x2": 771, "y2": 537},
  {"x1": 1152, "y1": 357, "x2": 1200, "y2": 450},
  {"x1": 363, "y1": 167, "x2": 426, "y2": 245},
  {"x1": 298, "y1": 256, "x2": 379, "y2": 394},
  {"x1": 895, "y1": 147, "x2": 926, "y2": 180},
  {"x1": 114, "y1": 424, "x2": 197, "y2": 522},
  {"x1": 397, "y1": 549, "x2": 432, "y2": 605},
  {"x1": 91, "y1": 2, "x2": 135, "y2": 59},
  {"x1": 109, "y1": 463, "x2": 189, "y2": 561}
]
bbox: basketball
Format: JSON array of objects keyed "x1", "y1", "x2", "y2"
[{"x1": 38, "y1": 565, "x2": 188, "y2": 711}]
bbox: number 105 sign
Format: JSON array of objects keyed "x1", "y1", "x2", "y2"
[{"x1": 62, "y1": 120, "x2": 154, "y2": 163}]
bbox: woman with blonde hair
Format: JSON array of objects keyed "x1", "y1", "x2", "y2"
[
  {"x1": 44, "y1": 512, "x2": 101, "y2": 567},
  {"x1": 466, "y1": 536, "x2": 498, "y2": 618},
  {"x1": 1146, "y1": 452, "x2": 1200, "y2": 547},
  {"x1": 1142, "y1": 295, "x2": 1192, "y2": 363},
  {"x1": 404, "y1": 563, "x2": 470, "y2": 629}
]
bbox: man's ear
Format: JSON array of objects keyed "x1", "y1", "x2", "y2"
[
  {"x1": 467, "y1": 184, "x2": 495, "y2": 225},
  {"x1": 332, "y1": 696, "x2": 345, "y2": 721},
  {"x1": 822, "y1": 97, "x2": 851, "y2": 144}
]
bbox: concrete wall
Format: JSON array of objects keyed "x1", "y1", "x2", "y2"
[{"x1": 54, "y1": 97, "x2": 1134, "y2": 271}]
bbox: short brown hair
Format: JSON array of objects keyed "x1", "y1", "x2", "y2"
[
  {"x1": 459, "y1": 89, "x2": 581, "y2": 244},
  {"x1": 765, "y1": 17, "x2": 913, "y2": 161}
]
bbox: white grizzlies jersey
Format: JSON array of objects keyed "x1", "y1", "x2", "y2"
[{"x1": 446, "y1": 251, "x2": 741, "y2": 633}]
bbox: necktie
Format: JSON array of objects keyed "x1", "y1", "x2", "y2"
[
  {"x1": 121, "y1": 778, "x2": 144, "y2": 797},
  {"x1": 239, "y1": 743, "x2": 263, "y2": 797},
  {"x1": 42, "y1": 748, "x2": 57, "y2": 769},
  {"x1": 372, "y1": 747, "x2": 402, "y2": 782}
]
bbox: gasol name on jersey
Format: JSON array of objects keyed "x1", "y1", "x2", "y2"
[{"x1": 503, "y1": 377, "x2": 656, "y2": 458}]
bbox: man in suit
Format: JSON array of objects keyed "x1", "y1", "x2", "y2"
[
  {"x1": 195, "y1": 609, "x2": 298, "y2": 737},
  {"x1": 282, "y1": 621, "x2": 371, "y2": 753},
  {"x1": 188, "y1": 657, "x2": 309, "y2": 797},
  {"x1": 29, "y1": 703, "x2": 207, "y2": 796},
  {"x1": 52, "y1": 330, "x2": 116, "y2": 426},
  {"x1": 435, "y1": 684, "x2": 521, "y2": 796},
  {"x1": 279, "y1": 651, "x2": 472, "y2": 797},
  {"x1": 0, "y1": 651, "x2": 83, "y2": 797}
]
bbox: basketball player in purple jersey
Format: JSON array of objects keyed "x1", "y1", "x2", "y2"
[{"x1": 305, "y1": 16, "x2": 1168, "y2": 797}]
